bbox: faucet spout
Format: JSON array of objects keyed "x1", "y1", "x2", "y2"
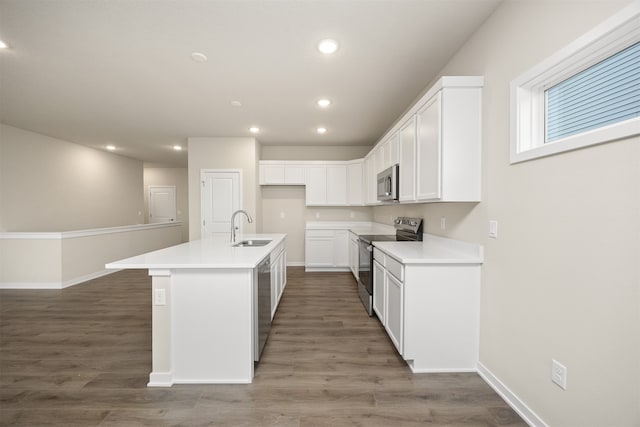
[{"x1": 230, "y1": 210, "x2": 253, "y2": 243}]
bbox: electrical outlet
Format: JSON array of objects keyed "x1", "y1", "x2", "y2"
[
  {"x1": 349, "y1": 211, "x2": 355, "y2": 219},
  {"x1": 315, "y1": 212, "x2": 320, "y2": 219},
  {"x1": 489, "y1": 220, "x2": 498, "y2": 238},
  {"x1": 280, "y1": 212, "x2": 285, "y2": 219},
  {"x1": 440, "y1": 216, "x2": 446, "y2": 230},
  {"x1": 154, "y1": 288, "x2": 166, "y2": 306},
  {"x1": 551, "y1": 359, "x2": 567, "y2": 390}
]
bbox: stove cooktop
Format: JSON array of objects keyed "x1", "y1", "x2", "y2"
[{"x1": 357, "y1": 235, "x2": 398, "y2": 244}]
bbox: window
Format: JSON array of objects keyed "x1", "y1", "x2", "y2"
[{"x1": 510, "y1": 3, "x2": 640, "y2": 164}]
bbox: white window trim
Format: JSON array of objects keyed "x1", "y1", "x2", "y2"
[{"x1": 510, "y1": 1, "x2": 640, "y2": 164}]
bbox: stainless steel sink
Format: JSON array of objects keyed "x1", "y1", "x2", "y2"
[{"x1": 232, "y1": 239, "x2": 272, "y2": 247}]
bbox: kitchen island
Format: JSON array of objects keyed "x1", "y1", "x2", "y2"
[{"x1": 106, "y1": 233, "x2": 286, "y2": 387}]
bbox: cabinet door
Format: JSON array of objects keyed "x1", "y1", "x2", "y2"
[
  {"x1": 373, "y1": 261, "x2": 385, "y2": 322},
  {"x1": 347, "y1": 162, "x2": 363, "y2": 206},
  {"x1": 305, "y1": 231, "x2": 334, "y2": 266},
  {"x1": 349, "y1": 236, "x2": 359, "y2": 278},
  {"x1": 389, "y1": 132, "x2": 400, "y2": 166},
  {"x1": 416, "y1": 92, "x2": 442, "y2": 201},
  {"x1": 284, "y1": 165, "x2": 305, "y2": 184},
  {"x1": 333, "y1": 230, "x2": 349, "y2": 267},
  {"x1": 305, "y1": 166, "x2": 327, "y2": 205},
  {"x1": 386, "y1": 272, "x2": 403, "y2": 354},
  {"x1": 399, "y1": 116, "x2": 417, "y2": 202},
  {"x1": 364, "y1": 156, "x2": 376, "y2": 204},
  {"x1": 326, "y1": 165, "x2": 347, "y2": 205},
  {"x1": 270, "y1": 259, "x2": 279, "y2": 319},
  {"x1": 260, "y1": 164, "x2": 285, "y2": 185}
]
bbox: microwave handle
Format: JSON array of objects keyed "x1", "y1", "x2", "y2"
[{"x1": 385, "y1": 176, "x2": 391, "y2": 196}]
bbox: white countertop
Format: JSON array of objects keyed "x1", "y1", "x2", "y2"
[
  {"x1": 373, "y1": 234, "x2": 483, "y2": 265},
  {"x1": 106, "y1": 234, "x2": 286, "y2": 270}
]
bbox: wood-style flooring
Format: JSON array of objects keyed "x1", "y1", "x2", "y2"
[{"x1": 0, "y1": 267, "x2": 527, "y2": 426}]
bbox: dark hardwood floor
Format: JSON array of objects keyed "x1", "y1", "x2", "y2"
[{"x1": 1, "y1": 267, "x2": 526, "y2": 426}]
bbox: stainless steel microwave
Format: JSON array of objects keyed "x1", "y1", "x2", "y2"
[{"x1": 377, "y1": 164, "x2": 399, "y2": 202}]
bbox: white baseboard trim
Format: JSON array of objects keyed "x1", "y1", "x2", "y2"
[
  {"x1": 286, "y1": 261, "x2": 305, "y2": 267},
  {"x1": 0, "y1": 281, "x2": 62, "y2": 289},
  {"x1": 147, "y1": 371, "x2": 174, "y2": 387},
  {"x1": 0, "y1": 269, "x2": 121, "y2": 290},
  {"x1": 61, "y1": 269, "x2": 120, "y2": 288},
  {"x1": 304, "y1": 267, "x2": 351, "y2": 272},
  {"x1": 477, "y1": 362, "x2": 547, "y2": 427}
]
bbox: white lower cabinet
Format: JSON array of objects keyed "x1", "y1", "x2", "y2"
[
  {"x1": 385, "y1": 272, "x2": 403, "y2": 351},
  {"x1": 305, "y1": 229, "x2": 349, "y2": 271},
  {"x1": 270, "y1": 239, "x2": 287, "y2": 319},
  {"x1": 372, "y1": 260, "x2": 386, "y2": 324},
  {"x1": 348, "y1": 232, "x2": 359, "y2": 279},
  {"x1": 373, "y1": 246, "x2": 480, "y2": 372}
]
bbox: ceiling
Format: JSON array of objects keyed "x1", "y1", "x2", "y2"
[{"x1": 0, "y1": 0, "x2": 501, "y2": 167}]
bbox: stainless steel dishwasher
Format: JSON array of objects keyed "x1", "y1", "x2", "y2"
[{"x1": 255, "y1": 256, "x2": 271, "y2": 361}]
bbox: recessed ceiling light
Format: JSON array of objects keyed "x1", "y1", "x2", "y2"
[
  {"x1": 316, "y1": 127, "x2": 327, "y2": 134},
  {"x1": 191, "y1": 52, "x2": 208, "y2": 62},
  {"x1": 317, "y1": 99, "x2": 332, "y2": 108},
  {"x1": 317, "y1": 39, "x2": 338, "y2": 54},
  {"x1": 249, "y1": 126, "x2": 260, "y2": 133},
  {"x1": 0, "y1": 40, "x2": 8, "y2": 49},
  {"x1": 106, "y1": 144, "x2": 116, "y2": 151},
  {"x1": 230, "y1": 100, "x2": 242, "y2": 107},
  {"x1": 173, "y1": 145, "x2": 183, "y2": 151}
]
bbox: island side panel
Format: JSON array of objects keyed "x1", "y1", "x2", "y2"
[
  {"x1": 171, "y1": 268, "x2": 254, "y2": 384},
  {"x1": 149, "y1": 269, "x2": 173, "y2": 387}
]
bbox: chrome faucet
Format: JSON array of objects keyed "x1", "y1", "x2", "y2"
[{"x1": 230, "y1": 209, "x2": 253, "y2": 243}]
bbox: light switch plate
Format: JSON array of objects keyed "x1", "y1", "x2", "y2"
[
  {"x1": 489, "y1": 220, "x2": 498, "y2": 238},
  {"x1": 551, "y1": 359, "x2": 567, "y2": 390}
]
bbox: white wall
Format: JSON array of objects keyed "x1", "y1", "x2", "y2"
[
  {"x1": 0, "y1": 124, "x2": 144, "y2": 231},
  {"x1": 144, "y1": 167, "x2": 189, "y2": 242},
  {"x1": 373, "y1": 1, "x2": 639, "y2": 425},
  {"x1": 187, "y1": 137, "x2": 259, "y2": 241}
]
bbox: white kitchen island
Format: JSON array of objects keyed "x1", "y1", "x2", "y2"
[{"x1": 106, "y1": 233, "x2": 286, "y2": 387}]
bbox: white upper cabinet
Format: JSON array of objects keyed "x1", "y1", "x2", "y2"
[
  {"x1": 326, "y1": 164, "x2": 347, "y2": 206},
  {"x1": 416, "y1": 92, "x2": 442, "y2": 201},
  {"x1": 399, "y1": 115, "x2": 417, "y2": 202},
  {"x1": 346, "y1": 160, "x2": 364, "y2": 206},
  {"x1": 368, "y1": 76, "x2": 483, "y2": 204},
  {"x1": 305, "y1": 166, "x2": 328, "y2": 205},
  {"x1": 259, "y1": 161, "x2": 305, "y2": 185}
]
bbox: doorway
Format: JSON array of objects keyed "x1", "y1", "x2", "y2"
[
  {"x1": 149, "y1": 186, "x2": 176, "y2": 223},
  {"x1": 200, "y1": 170, "x2": 242, "y2": 238}
]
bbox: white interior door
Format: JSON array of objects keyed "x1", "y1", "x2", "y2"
[
  {"x1": 201, "y1": 170, "x2": 241, "y2": 238},
  {"x1": 149, "y1": 186, "x2": 176, "y2": 223}
]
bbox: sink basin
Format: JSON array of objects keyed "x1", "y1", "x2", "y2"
[{"x1": 232, "y1": 239, "x2": 272, "y2": 247}]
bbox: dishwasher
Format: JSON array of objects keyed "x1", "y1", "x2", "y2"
[{"x1": 255, "y1": 256, "x2": 271, "y2": 361}]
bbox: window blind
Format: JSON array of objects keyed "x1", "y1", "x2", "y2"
[{"x1": 545, "y1": 41, "x2": 640, "y2": 143}]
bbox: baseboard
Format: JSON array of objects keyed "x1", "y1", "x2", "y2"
[
  {"x1": 286, "y1": 261, "x2": 305, "y2": 267},
  {"x1": 147, "y1": 371, "x2": 174, "y2": 387},
  {"x1": 0, "y1": 269, "x2": 121, "y2": 290},
  {"x1": 304, "y1": 267, "x2": 351, "y2": 272},
  {"x1": 477, "y1": 362, "x2": 547, "y2": 427},
  {"x1": 61, "y1": 269, "x2": 120, "y2": 288},
  {"x1": 0, "y1": 281, "x2": 62, "y2": 289}
]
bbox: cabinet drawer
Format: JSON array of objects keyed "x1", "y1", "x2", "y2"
[
  {"x1": 373, "y1": 248, "x2": 384, "y2": 263},
  {"x1": 385, "y1": 255, "x2": 404, "y2": 281}
]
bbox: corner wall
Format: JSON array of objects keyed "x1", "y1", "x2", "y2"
[
  {"x1": 187, "y1": 137, "x2": 259, "y2": 241},
  {"x1": 0, "y1": 124, "x2": 144, "y2": 231},
  {"x1": 373, "y1": 1, "x2": 639, "y2": 425}
]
